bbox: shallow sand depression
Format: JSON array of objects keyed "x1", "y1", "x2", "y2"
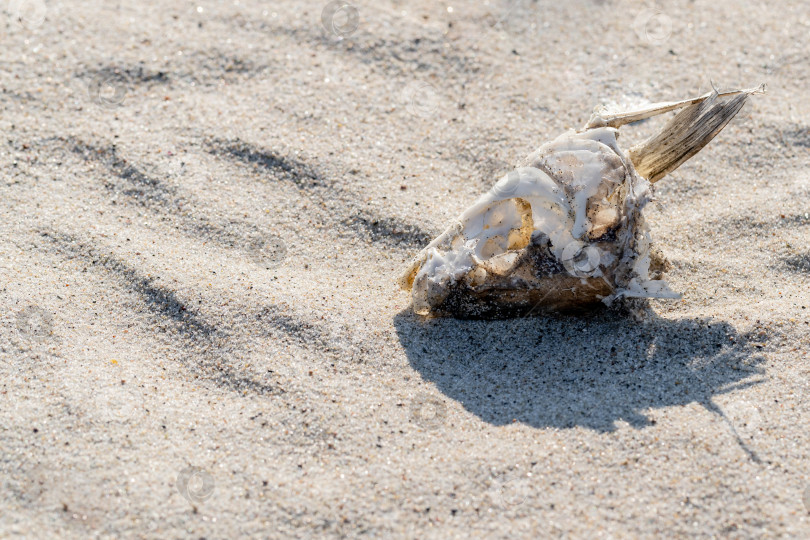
[{"x1": 1, "y1": 0, "x2": 809, "y2": 538}]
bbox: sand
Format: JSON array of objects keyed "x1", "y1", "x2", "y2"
[{"x1": 1, "y1": 0, "x2": 809, "y2": 538}]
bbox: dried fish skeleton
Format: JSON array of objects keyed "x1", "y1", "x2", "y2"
[{"x1": 399, "y1": 85, "x2": 764, "y2": 318}]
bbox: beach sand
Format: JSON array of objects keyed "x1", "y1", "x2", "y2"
[{"x1": 1, "y1": 0, "x2": 809, "y2": 537}]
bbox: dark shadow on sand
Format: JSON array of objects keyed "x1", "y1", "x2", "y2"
[{"x1": 394, "y1": 309, "x2": 766, "y2": 432}]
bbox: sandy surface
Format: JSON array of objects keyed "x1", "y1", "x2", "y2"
[{"x1": 1, "y1": 0, "x2": 809, "y2": 538}]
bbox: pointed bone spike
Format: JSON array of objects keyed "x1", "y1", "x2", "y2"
[
  {"x1": 627, "y1": 92, "x2": 750, "y2": 183},
  {"x1": 584, "y1": 84, "x2": 765, "y2": 130}
]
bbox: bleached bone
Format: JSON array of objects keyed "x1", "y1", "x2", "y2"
[{"x1": 399, "y1": 86, "x2": 763, "y2": 318}]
